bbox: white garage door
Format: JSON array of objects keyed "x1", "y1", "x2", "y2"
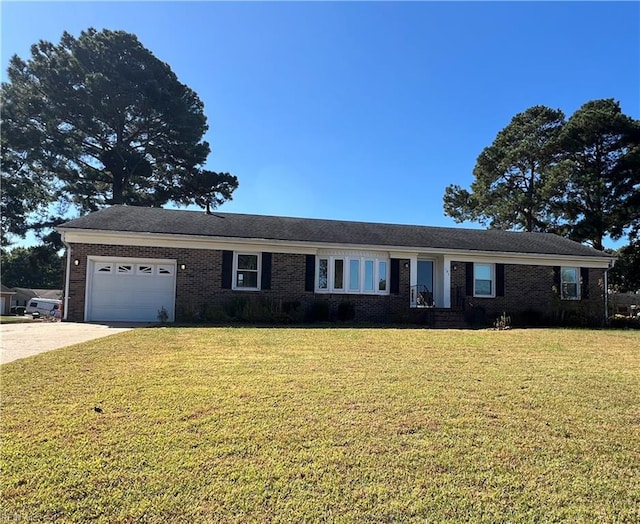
[{"x1": 87, "y1": 258, "x2": 176, "y2": 322}]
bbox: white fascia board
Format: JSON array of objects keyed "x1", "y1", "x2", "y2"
[
  {"x1": 59, "y1": 229, "x2": 319, "y2": 255},
  {"x1": 59, "y1": 228, "x2": 614, "y2": 268}
]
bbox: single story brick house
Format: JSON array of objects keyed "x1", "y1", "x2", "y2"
[{"x1": 57, "y1": 205, "x2": 614, "y2": 327}]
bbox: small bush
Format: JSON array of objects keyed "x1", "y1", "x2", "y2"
[
  {"x1": 337, "y1": 301, "x2": 356, "y2": 322},
  {"x1": 493, "y1": 312, "x2": 511, "y2": 330},
  {"x1": 157, "y1": 306, "x2": 169, "y2": 323},
  {"x1": 307, "y1": 300, "x2": 330, "y2": 322}
]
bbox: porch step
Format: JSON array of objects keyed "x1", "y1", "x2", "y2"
[{"x1": 408, "y1": 308, "x2": 468, "y2": 329}]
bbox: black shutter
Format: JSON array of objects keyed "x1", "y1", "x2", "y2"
[
  {"x1": 553, "y1": 266, "x2": 561, "y2": 294},
  {"x1": 390, "y1": 259, "x2": 400, "y2": 294},
  {"x1": 581, "y1": 267, "x2": 590, "y2": 299},
  {"x1": 465, "y1": 262, "x2": 474, "y2": 296},
  {"x1": 261, "y1": 253, "x2": 272, "y2": 290},
  {"x1": 305, "y1": 255, "x2": 315, "y2": 292},
  {"x1": 221, "y1": 250, "x2": 233, "y2": 289},
  {"x1": 496, "y1": 264, "x2": 505, "y2": 297}
]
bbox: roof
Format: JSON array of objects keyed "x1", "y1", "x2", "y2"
[
  {"x1": 12, "y1": 288, "x2": 63, "y2": 300},
  {"x1": 1, "y1": 284, "x2": 16, "y2": 294},
  {"x1": 58, "y1": 205, "x2": 610, "y2": 259}
]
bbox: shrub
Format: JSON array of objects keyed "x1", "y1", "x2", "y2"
[
  {"x1": 493, "y1": 312, "x2": 511, "y2": 330},
  {"x1": 307, "y1": 300, "x2": 330, "y2": 322},
  {"x1": 337, "y1": 301, "x2": 356, "y2": 322}
]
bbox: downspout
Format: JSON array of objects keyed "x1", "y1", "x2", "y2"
[{"x1": 61, "y1": 232, "x2": 72, "y2": 322}]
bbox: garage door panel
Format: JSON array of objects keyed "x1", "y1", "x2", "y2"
[{"x1": 87, "y1": 259, "x2": 176, "y2": 322}]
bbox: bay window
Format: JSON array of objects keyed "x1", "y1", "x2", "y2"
[{"x1": 316, "y1": 254, "x2": 389, "y2": 295}]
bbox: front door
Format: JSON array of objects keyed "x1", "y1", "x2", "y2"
[{"x1": 417, "y1": 260, "x2": 434, "y2": 307}]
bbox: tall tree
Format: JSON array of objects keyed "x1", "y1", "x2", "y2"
[
  {"x1": 1, "y1": 28, "x2": 237, "y2": 231},
  {"x1": 443, "y1": 105, "x2": 565, "y2": 232},
  {"x1": 550, "y1": 99, "x2": 640, "y2": 251},
  {"x1": 608, "y1": 242, "x2": 640, "y2": 293},
  {"x1": 0, "y1": 245, "x2": 64, "y2": 289}
]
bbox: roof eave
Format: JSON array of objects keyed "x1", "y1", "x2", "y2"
[{"x1": 58, "y1": 227, "x2": 615, "y2": 267}]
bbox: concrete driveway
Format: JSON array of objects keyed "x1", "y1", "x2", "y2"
[{"x1": 1, "y1": 321, "x2": 139, "y2": 364}]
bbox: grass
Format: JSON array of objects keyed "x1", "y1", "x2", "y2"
[
  {"x1": 1, "y1": 327, "x2": 639, "y2": 523},
  {"x1": 0, "y1": 315, "x2": 34, "y2": 324}
]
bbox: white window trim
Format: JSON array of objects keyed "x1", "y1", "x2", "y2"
[
  {"x1": 232, "y1": 252, "x2": 261, "y2": 291},
  {"x1": 560, "y1": 266, "x2": 581, "y2": 301},
  {"x1": 473, "y1": 262, "x2": 495, "y2": 298},
  {"x1": 315, "y1": 254, "x2": 390, "y2": 296}
]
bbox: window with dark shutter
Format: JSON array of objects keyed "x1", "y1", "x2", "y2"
[
  {"x1": 580, "y1": 267, "x2": 590, "y2": 299},
  {"x1": 221, "y1": 250, "x2": 233, "y2": 289},
  {"x1": 305, "y1": 255, "x2": 315, "y2": 292},
  {"x1": 496, "y1": 264, "x2": 505, "y2": 297},
  {"x1": 465, "y1": 262, "x2": 473, "y2": 296},
  {"x1": 261, "y1": 253, "x2": 272, "y2": 290},
  {"x1": 390, "y1": 259, "x2": 400, "y2": 294}
]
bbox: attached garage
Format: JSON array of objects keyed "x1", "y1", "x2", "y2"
[{"x1": 85, "y1": 257, "x2": 176, "y2": 322}]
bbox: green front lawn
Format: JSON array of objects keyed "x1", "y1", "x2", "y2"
[{"x1": 1, "y1": 328, "x2": 639, "y2": 523}]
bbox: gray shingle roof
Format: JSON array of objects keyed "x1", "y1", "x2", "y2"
[{"x1": 58, "y1": 205, "x2": 609, "y2": 258}]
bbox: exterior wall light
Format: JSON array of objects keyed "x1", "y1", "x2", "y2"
[
  {"x1": 180, "y1": 264, "x2": 186, "y2": 270},
  {"x1": 74, "y1": 259, "x2": 80, "y2": 266}
]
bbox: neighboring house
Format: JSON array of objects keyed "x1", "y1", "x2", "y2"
[
  {"x1": 1, "y1": 285, "x2": 16, "y2": 315},
  {"x1": 57, "y1": 205, "x2": 614, "y2": 326}
]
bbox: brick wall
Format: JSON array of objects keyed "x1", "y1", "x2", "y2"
[
  {"x1": 65, "y1": 244, "x2": 411, "y2": 323},
  {"x1": 64, "y1": 244, "x2": 605, "y2": 326},
  {"x1": 449, "y1": 261, "x2": 606, "y2": 326}
]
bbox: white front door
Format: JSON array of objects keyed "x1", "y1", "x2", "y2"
[{"x1": 86, "y1": 258, "x2": 176, "y2": 322}]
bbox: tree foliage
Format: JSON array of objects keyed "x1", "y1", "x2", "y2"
[
  {"x1": 443, "y1": 106, "x2": 565, "y2": 232},
  {"x1": 444, "y1": 100, "x2": 640, "y2": 250},
  {"x1": 608, "y1": 242, "x2": 640, "y2": 293},
  {"x1": 1, "y1": 28, "x2": 238, "y2": 244},
  {"x1": 0, "y1": 245, "x2": 64, "y2": 289},
  {"x1": 550, "y1": 99, "x2": 640, "y2": 251}
]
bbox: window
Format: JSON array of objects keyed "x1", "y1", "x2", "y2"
[
  {"x1": 316, "y1": 254, "x2": 389, "y2": 295},
  {"x1": 318, "y1": 259, "x2": 328, "y2": 290},
  {"x1": 157, "y1": 265, "x2": 173, "y2": 276},
  {"x1": 95, "y1": 263, "x2": 112, "y2": 273},
  {"x1": 378, "y1": 261, "x2": 387, "y2": 291},
  {"x1": 474, "y1": 263, "x2": 494, "y2": 297},
  {"x1": 364, "y1": 260, "x2": 374, "y2": 292},
  {"x1": 334, "y1": 259, "x2": 344, "y2": 290},
  {"x1": 561, "y1": 267, "x2": 580, "y2": 300},
  {"x1": 137, "y1": 265, "x2": 153, "y2": 275},
  {"x1": 234, "y1": 253, "x2": 260, "y2": 290},
  {"x1": 117, "y1": 264, "x2": 133, "y2": 274},
  {"x1": 349, "y1": 259, "x2": 360, "y2": 291}
]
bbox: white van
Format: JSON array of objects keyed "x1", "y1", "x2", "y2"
[{"x1": 26, "y1": 298, "x2": 62, "y2": 319}]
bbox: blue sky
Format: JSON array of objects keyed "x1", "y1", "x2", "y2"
[{"x1": 2, "y1": 1, "x2": 639, "y2": 247}]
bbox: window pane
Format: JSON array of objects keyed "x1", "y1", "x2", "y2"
[
  {"x1": 474, "y1": 264, "x2": 493, "y2": 296},
  {"x1": 349, "y1": 259, "x2": 360, "y2": 290},
  {"x1": 318, "y1": 259, "x2": 328, "y2": 289},
  {"x1": 238, "y1": 254, "x2": 258, "y2": 270},
  {"x1": 561, "y1": 268, "x2": 579, "y2": 299},
  {"x1": 237, "y1": 271, "x2": 258, "y2": 288},
  {"x1": 364, "y1": 260, "x2": 374, "y2": 291},
  {"x1": 378, "y1": 261, "x2": 387, "y2": 291},
  {"x1": 475, "y1": 279, "x2": 492, "y2": 296},
  {"x1": 334, "y1": 259, "x2": 344, "y2": 289},
  {"x1": 475, "y1": 264, "x2": 491, "y2": 281}
]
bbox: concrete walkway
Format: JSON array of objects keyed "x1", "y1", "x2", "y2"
[{"x1": 1, "y1": 321, "x2": 138, "y2": 364}]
